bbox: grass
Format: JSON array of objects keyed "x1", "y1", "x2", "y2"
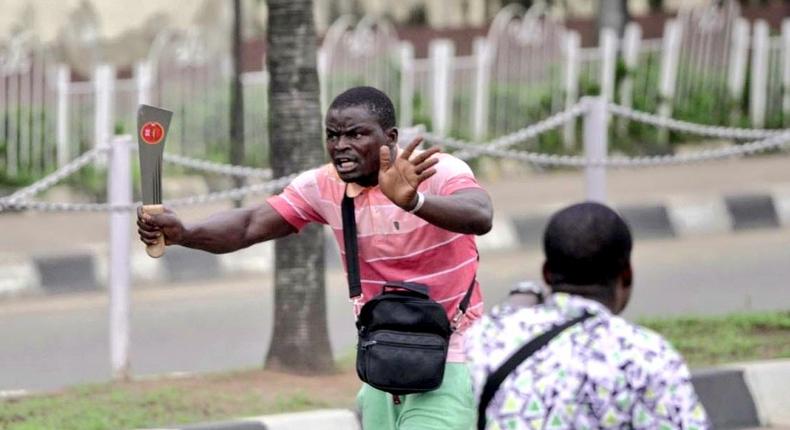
[
  {"x1": 0, "y1": 363, "x2": 359, "y2": 430},
  {"x1": 2, "y1": 311, "x2": 789, "y2": 429},
  {"x1": 639, "y1": 310, "x2": 790, "y2": 367}
]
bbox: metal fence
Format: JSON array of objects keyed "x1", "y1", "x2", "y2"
[{"x1": 1, "y1": 2, "x2": 790, "y2": 185}]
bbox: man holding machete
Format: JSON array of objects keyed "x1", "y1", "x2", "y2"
[{"x1": 137, "y1": 86, "x2": 493, "y2": 430}]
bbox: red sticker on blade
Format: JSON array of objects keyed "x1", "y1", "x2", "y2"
[{"x1": 140, "y1": 121, "x2": 165, "y2": 145}]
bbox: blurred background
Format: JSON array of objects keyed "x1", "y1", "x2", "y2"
[{"x1": 0, "y1": 0, "x2": 789, "y2": 429}]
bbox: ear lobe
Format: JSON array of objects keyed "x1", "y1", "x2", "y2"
[
  {"x1": 622, "y1": 263, "x2": 633, "y2": 288},
  {"x1": 542, "y1": 261, "x2": 552, "y2": 285}
]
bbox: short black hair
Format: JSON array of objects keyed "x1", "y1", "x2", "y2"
[
  {"x1": 328, "y1": 86, "x2": 396, "y2": 130},
  {"x1": 543, "y1": 202, "x2": 632, "y2": 287}
]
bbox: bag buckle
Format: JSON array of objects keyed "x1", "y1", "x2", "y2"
[{"x1": 451, "y1": 309, "x2": 465, "y2": 331}]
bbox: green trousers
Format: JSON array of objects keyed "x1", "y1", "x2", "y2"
[{"x1": 356, "y1": 363, "x2": 475, "y2": 430}]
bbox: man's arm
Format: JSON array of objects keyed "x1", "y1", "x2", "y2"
[
  {"x1": 411, "y1": 188, "x2": 492, "y2": 235},
  {"x1": 137, "y1": 202, "x2": 296, "y2": 254}
]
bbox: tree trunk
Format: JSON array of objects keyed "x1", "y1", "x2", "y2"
[
  {"x1": 264, "y1": 0, "x2": 334, "y2": 374},
  {"x1": 230, "y1": 0, "x2": 245, "y2": 208}
]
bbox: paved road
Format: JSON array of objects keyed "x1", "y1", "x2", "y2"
[{"x1": 1, "y1": 228, "x2": 789, "y2": 392}]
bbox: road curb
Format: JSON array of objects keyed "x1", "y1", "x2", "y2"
[
  {"x1": 1, "y1": 191, "x2": 788, "y2": 298},
  {"x1": 146, "y1": 409, "x2": 360, "y2": 430},
  {"x1": 141, "y1": 361, "x2": 790, "y2": 429}
]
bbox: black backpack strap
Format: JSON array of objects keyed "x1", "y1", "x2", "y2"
[
  {"x1": 476, "y1": 311, "x2": 593, "y2": 430},
  {"x1": 341, "y1": 192, "x2": 362, "y2": 298}
]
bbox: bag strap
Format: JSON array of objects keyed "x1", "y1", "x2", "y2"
[
  {"x1": 476, "y1": 311, "x2": 593, "y2": 430},
  {"x1": 341, "y1": 193, "x2": 362, "y2": 298},
  {"x1": 341, "y1": 188, "x2": 478, "y2": 308}
]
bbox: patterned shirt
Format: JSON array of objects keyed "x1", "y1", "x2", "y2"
[
  {"x1": 466, "y1": 293, "x2": 710, "y2": 429},
  {"x1": 266, "y1": 153, "x2": 485, "y2": 362}
]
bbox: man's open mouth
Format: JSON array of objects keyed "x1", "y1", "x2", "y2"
[{"x1": 334, "y1": 156, "x2": 359, "y2": 174}]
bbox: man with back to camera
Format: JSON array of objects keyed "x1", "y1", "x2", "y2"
[
  {"x1": 466, "y1": 202, "x2": 710, "y2": 429},
  {"x1": 137, "y1": 86, "x2": 493, "y2": 429}
]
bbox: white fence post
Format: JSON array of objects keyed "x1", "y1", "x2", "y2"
[
  {"x1": 94, "y1": 65, "x2": 115, "y2": 149},
  {"x1": 563, "y1": 31, "x2": 581, "y2": 149},
  {"x1": 783, "y1": 18, "x2": 790, "y2": 123},
  {"x1": 6, "y1": 67, "x2": 18, "y2": 178},
  {"x1": 618, "y1": 22, "x2": 642, "y2": 135},
  {"x1": 399, "y1": 42, "x2": 415, "y2": 128},
  {"x1": 750, "y1": 20, "x2": 770, "y2": 128},
  {"x1": 135, "y1": 61, "x2": 153, "y2": 107},
  {"x1": 56, "y1": 64, "x2": 70, "y2": 167},
  {"x1": 599, "y1": 28, "x2": 618, "y2": 104},
  {"x1": 658, "y1": 19, "x2": 682, "y2": 144},
  {"x1": 583, "y1": 97, "x2": 607, "y2": 203},
  {"x1": 429, "y1": 39, "x2": 455, "y2": 136},
  {"x1": 728, "y1": 18, "x2": 750, "y2": 120},
  {"x1": 472, "y1": 37, "x2": 490, "y2": 142},
  {"x1": 317, "y1": 47, "x2": 329, "y2": 114},
  {"x1": 108, "y1": 134, "x2": 132, "y2": 381}
]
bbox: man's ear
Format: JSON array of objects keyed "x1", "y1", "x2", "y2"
[
  {"x1": 542, "y1": 261, "x2": 552, "y2": 285},
  {"x1": 621, "y1": 262, "x2": 633, "y2": 288},
  {"x1": 386, "y1": 127, "x2": 398, "y2": 147}
]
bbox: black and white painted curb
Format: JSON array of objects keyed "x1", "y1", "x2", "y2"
[
  {"x1": 2, "y1": 191, "x2": 789, "y2": 299},
  {"x1": 141, "y1": 361, "x2": 790, "y2": 430},
  {"x1": 144, "y1": 409, "x2": 360, "y2": 430}
]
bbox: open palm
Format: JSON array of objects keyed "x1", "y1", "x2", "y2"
[{"x1": 378, "y1": 137, "x2": 440, "y2": 210}]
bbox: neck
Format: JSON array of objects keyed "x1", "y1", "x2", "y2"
[
  {"x1": 358, "y1": 174, "x2": 378, "y2": 187},
  {"x1": 550, "y1": 283, "x2": 616, "y2": 312}
]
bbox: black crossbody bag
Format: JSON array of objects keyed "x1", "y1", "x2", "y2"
[
  {"x1": 477, "y1": 311, "x2": 592, "y2": 430},
  {"x1": 342, "y1": 193, "x2": 475, "y2": 395}
]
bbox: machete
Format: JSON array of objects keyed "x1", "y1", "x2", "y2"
[{"x1": 137, "y1": 104, "x2": 172, "y2": 258}]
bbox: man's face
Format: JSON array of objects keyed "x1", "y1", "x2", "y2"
[{"x1": 325, "y1": 105, "x2": 395, "y2": 186}]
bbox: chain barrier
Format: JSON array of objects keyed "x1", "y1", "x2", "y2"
[
  {"x1": 124, "y1": 142, "x2": 272, "y2": 178},
  {"x1": 4, "y1": 99, "x2": 790, "y2": 213},
  {"x1": 607, "y1": 103, "x2": 788, "y2": 140},
  {"x1": 0, "y1": 144, "x2": 110, "y2": 207},
  {"x1": 146, "y1": 146, "x2": 273, "y2": 179},
  {"x1": 428, "y1": 129, "x2": 790, "y2": 167},
  {"x1": 451, "y1": 102, "x2": 589, "y2": 159},
  {"x1": 0, "y1": 174, "x2": 298, "y2": 213}
]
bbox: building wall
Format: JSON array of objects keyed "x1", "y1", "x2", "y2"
[{"x1": 0, "y1": 0, "x2": 205, "y2": 42}]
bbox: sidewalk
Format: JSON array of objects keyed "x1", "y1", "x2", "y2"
[{"x1": 2, "y1": 153, "x2": 789, "y2": 297}]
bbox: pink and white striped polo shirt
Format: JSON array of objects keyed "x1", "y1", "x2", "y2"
[{"x1": 266, "y1": 153, "x2": 485, "y2": 362}]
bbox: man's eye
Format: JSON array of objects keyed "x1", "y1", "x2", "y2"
[{"x1": 352, "y1": 133, "x2": 362, "y2": 139}]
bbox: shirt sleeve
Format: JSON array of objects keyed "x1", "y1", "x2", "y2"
[
  {"x1": 429, "y1": 154, "x2": 483, "y2": 196},
  {"x1": 266, "y1": 169, "x2": 327, "y2": 231},
  {"x1": 639, "y1": 345, "x2": 710, "y2": 429}
]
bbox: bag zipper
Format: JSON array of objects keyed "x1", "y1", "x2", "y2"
[{"x1": 361, "y1": 340, "x2": 444, "y2": 350}]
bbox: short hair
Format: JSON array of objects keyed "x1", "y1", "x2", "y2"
[
  {"x1": 543, "y1": 202, "x2": 633, "y2": 287},
  {"x1": 328, "y1": 86, "x2": 396, "y2": 130}
]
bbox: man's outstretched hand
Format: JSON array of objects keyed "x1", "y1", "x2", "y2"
[{"x1": 378, "y1": 137, "x2": 440, "y2": 211}]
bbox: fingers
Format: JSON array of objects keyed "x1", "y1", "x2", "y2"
[
  {"x1": 379, "y1": 145, "x2": 392, "y2": 172},
  {"x1": 414, "y1": 156, "x2": 439, "y2": 175},
  {"x1": 410, "y1": 145, "x2": 440, "y2": 165},
  {"x1": 137, "y1": 227, "x2": 162, "y2": 245},
  {"x1": 400, "y1": 137, "x2": 423, "y2": 160},
  {"x1": 417, "y1": 167, "x2": 437, "y2": 182},
  {"x1": 137, "y1": 210, "x2": 162, "y2": 245}
]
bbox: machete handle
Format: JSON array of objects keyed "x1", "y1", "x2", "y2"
[{"x1": 142, "y1": 204, "x2": 166, "y2": 258}]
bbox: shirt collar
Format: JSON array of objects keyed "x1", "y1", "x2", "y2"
[{"x1": 546, "y1": 292, "x2": 612, "y2": 317}]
